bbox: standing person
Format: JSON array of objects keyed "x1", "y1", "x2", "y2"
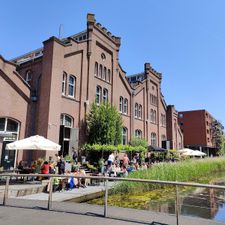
[
  {"x1": 72, "y1": 149, "x2": 78, "y2": 164},
  {"x1": 57, "y1": 157, "x2": 65, "y2": 175},
  {"x1": 123, "y1": 153, "x2": 129, "y2": 168},
  {"x1": 107, "y1": 152, "x2": 115, "y2": 171}
]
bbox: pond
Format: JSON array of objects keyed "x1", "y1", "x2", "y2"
[{"x1": 85, "y1": 172, "x2": 225, "y2": 223}]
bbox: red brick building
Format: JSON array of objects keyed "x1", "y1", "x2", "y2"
[
  {"x1": 178, "y1": 109, "x2": 218, "y2": 156},
  {"x1": 0, "y1": 14, "x2": 183, "y2": 168}
]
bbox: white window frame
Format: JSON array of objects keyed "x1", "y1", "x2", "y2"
[
  {"x1": 62, "y1": 72, "x2": 67, "y2": 95},
  {"x1": 96, "y1": 86, "x2": 102, "y2": 104},
  {"x1": 122, "y1": 127, "x2": 128, "y2": 145},
  {"x1": 151, "y1": 132, "x2": 157, "y2": 146},
  {"x1": 60, "y1": 114, "x2": 73, "y2": 128},
  {"x1": 135, "y1": 103, "x2": 138, "y2": 118},
  {"x1": 119, "y1": 97, "x2": 123, "y2": 113},
  {"x1": 103, "y1": 88, "x2": 108, "y2": 104},
  {"x1": 124, "y1": 98, "x2": 128, "y2": 114},
  {"x1": 68, "y1": 75, "x2": 75, "y2": 97}
]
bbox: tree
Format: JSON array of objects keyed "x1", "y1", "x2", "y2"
[
  {"x1": 211, "y1": 120, "x2": 225, "y2": 155},
  {"x1": 86, "y1": 103, "x2": 123, "y2": 145}
]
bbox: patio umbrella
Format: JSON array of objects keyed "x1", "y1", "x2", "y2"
[
  {"x1": 6, "y1": 135, "x2": 61, "y2": 168},
  {"x1": 182, "y1": 150, "x2": 206, "y2": 157},
  {"x1": 177, "y1": 148, "x2": 194, "y2": 153},
  {"x1": 6, "y1": 135, "x2": 61, "y2": 151}
]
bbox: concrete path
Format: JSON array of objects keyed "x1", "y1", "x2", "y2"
[{"x1": 1, "y1": 199, "x2": 225, "y2": 225}]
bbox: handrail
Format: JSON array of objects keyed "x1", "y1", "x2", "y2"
[
  {"x1": 1, "y1": 173, "x2": 225, "y2": 225},
  {"x1": 1, "y1": 173, "x2": 225, "y2": 190}
]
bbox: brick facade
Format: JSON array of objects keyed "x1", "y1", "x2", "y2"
[{"x1": 0, "y1": 14, "x2": 183, "y2": 167}]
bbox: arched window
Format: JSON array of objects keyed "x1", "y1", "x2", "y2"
[
  {"x1": 108, "y1": 69, "x2": 111, "y2": 83},
  {"x1": 94, "y1": 62, "x2": 98, "y2": 77},
  {"x1": 25, "y1": 70, "x2": 32, "y2": 84},
  {"x1": 62, "y1": 72, "x2": 67, "y2": 95},
  {"x1": 124, "y1": 98, "x2": 128, "y2": 114},
  {"x1": 122, "y1": 127, "x2": 128, "y2": 145},
  {"x1": 0, "y1": 118, "x2": 20, "y2": 133},
  {"x1": 103, "y1": 88, "x2": 108, "y2": 103},
  {"x1": 135, "y1": 129, "x2": 142, "y2": 138},
  {"x1": 138, "y1": 105, "x2": 142, "y2": 119},
  {"x1": 60, "y1": 114, "x2": 74, "y2": 128},
  {"x1": 119, "y1": 97, "x2": 123, "y2": 112},
  {"x1": 103, "y1": 67, "x2": 107, "y2": 80},
  {"x1": 68, "y1": 75, "x2": 75, "y2": 97},
  {"x1": 135, "y1": 103, "x2": 138, "y2": 118},
  {"x1": 99, "y1": 64, "x2": 103, "y2": 78},
  {"x1": 96, "y1": 86, "x2": 102, "y2": 104},
  {"x1": 151, "y1": 132, "x2": 157, "y2": 146}
]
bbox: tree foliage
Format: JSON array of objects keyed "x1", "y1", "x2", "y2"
[
  {"x1": 86, "y1": 103, "x2": 123, "y2": 145},
  {"x1": 130, "y1": 136, "x2": 148, "y2": 148}
]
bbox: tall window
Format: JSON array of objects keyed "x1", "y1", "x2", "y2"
[
  {"x1": 151, "y1": 132, "x2": 157, "y2": 146},
  {"x1": 96, "y1": 86, "x2": 102, "y2": 104},
  {"x1": 62, "y1": 72, "x2": 67, "y2": 95},
  {"x1": 103, "y1": 88, "x2": 108, "y2": 103},
  {"x1": 161, "y1": 134, "x2": 166, "y2": 141},
  {"x1": 60, "y1": 114, "x2": 73, "y2": 128},
  {"x1": 161, "y1": 114, "x2": 166, "y2": 127},
  {"x1": 99, "y1": 64, "x2": 103, "y2": 78},
  {"x1": 135, "y1": 129, "x2": 142, "y2": 138},
  {"x1": 138, "y1": 105, "x2": 142, "y2": 119},
  {"x1": 68, "y1": 75, "x2": 75, "y2": 97},
  {"x1": 135, "y1": 103, "x2": 138, "y2": 118},
  {"x1": 119, "y1": 97, "x2": 123, "y2": 112},
  {"x1": 103, "y1": 67, "x2": 107, "y2": 80},
  {"x1": 122, "y1": 127, "x2": 128, "y2": 145},
  {"x1": 25, "y1": 70, "x2": 32, "y2": 84},
  {"x1": 150, "y1": 109, "x2": 154, "y2": 122},
  {"x1": 153, "y1": 110, "x2": 157, "y2": 124},
  {"x1": 108, "y1": 69, "x2": 111, "y2": 83},
  {"x1": 124, "y1": 98, "x2": 128, "y2": 114},
  {"x1": 94, "y1": 62, "x2": 98, "y2": 77}
]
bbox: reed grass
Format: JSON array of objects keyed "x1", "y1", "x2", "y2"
[{"x1": 113, "y1": 157, "x2": 225, "y2": 194}]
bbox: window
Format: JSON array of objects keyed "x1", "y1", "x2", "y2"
[
  {"x1": 94, "y1": 62, "x2": 98, "y2": 76},
  {"x1": 62, "y1": 72, "x2": 67, "y2": 95},
  {"x1": 122, "y1": 127, "x2": 128, "y2": 145},
  {"x1": 108, "y1": 69, "x2": 111, "y2": 83},
  {"x1": 151, "y1": 132, "x2": 157, "y2": 146},
  {"x1": 0, "y1": 118, "x2": 19, "y2": 133},
  {"x1": 150, "y1": 109, "x2": 154, "y2": 122},
  {"x1": 96, "y1": 86, "x2": 102, "y2": 104},
  {"x1": 124, "y1": 98, "x2": 128, "y2": 114},
  {"x1": 60, "y1": 114, "x2": 73, "y2": 128},
  {"x1": 68, "y1": 75, "x2": 75, "y2": 97},
  {"x1": 135, "y1": 129, "x2": 142, "y2": 138},
  {"x1": 103, "y1": 88, "x2": 108, "y2": 103},
  {"x1": 161, "y1": 114, "x2": 166, "y2": 127},
  {"x1": 178, "y1": 113, "x2": 183, "y2": 118},
  {"x1": 138, "y1": 105, "x2": 142, "y2": 119},
  {"x1": 153, "y1": 110, "x2": 157, "y2": 123},
  {"x1": 99, "y1": 64, "x2": 103, "y2": 78},
  {"x1": 119, "y1": 97, "x2": 123, "y2": 112},
  {"x1": 25, "y1": 70, "x2": 32, "y2": 84},
  {"x1": 135, "y1": 103, "x2": 138, "y2": 118},
  {"x1": 103, "y1": 67, "x2": 107, "y2": 80}
]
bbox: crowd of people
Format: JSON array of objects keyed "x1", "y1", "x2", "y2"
[{"x1": 16, "y1": 151, "x2": 151, "y2": 192}]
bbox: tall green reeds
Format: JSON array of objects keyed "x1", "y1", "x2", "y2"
[{"x1": 113, "y1": 157, "x2": 225, "y2": 194}]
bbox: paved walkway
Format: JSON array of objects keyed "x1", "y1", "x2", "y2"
[
  {"x1": 1, "y1": 199, "x2": 225, "y2": 225},
  {"x1": 0, "y1": 181, "x2": 225, "y2": 225}
]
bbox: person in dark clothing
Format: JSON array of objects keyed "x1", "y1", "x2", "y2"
[{"x1": 57, "y1": 158, "x2": 65, "y2": 175}]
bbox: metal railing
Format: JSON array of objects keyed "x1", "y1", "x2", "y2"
[{"x1": 1, "y1": 173, "x2": 225, "y2": 225}]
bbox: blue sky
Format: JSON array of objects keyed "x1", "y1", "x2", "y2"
[{"x1": 1, "y1": 0, "x2": 225, "y2": 126}]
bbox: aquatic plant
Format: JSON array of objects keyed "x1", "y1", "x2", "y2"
[{"x1": 113, "y1": 157, "x2": 225, "y2": 194}]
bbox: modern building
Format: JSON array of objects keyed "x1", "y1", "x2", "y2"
[
  {"x1": 178, "y1": 109, "x2": 222, "y2": 156},
  {"x1": 0, "y1": 13, "x2": 183, "y2": 168}
]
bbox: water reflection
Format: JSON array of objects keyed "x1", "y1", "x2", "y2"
[{"x1": 149, "y1": 182, "x2": 225, "y2": 222}]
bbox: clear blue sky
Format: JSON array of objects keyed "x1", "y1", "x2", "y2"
[{"x1": 1, "y1": 0, "x2": 225, "y2": 126}]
